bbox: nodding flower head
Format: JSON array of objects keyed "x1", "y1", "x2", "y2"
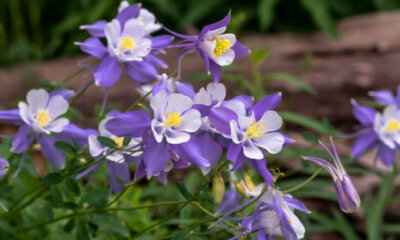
[
  {"x1": 150, "y1": 90, "x2": 201, "y2": 144},
  {"x1": 0, "y1": 158, "x2": 9, "y2": 178},
  {"x1": 18, "y1": 89, "x2": 70, "y2": 135},
  {"x1": 302, "y1": 137, "x2": 360, "y2": 213}
]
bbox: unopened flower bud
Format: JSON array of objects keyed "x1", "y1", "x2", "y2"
[{"x1": 212, "y1": 173, "x2": 225, "y2": 204}]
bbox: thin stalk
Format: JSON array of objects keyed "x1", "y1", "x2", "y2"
[
  {"x1": 61, "y1": 67, "x2": 86, "y2": 84},
  {"x1": 70, "y1": 79, "x2": 94, "y2": 105},
  {"x1": 281, "y1": 168, "x2": 323, "y2": 194},
  {"x1": 125, "y1": 91, "x2": 152, "y2": 112}
]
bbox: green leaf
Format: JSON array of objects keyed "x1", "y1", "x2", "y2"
[
  {"x1": 80, "y1": 189, "x2": 108, "y2": 208},
  {"x1": 76, "y1": 220, "x2": 90, "y2": 240},
  {"x1": 70, "y1": 107, "x2": 84, "y2": 120},
  {"x1": 249, "y1": 49, "x2": 269, "y2": 68},
  {"x1": 267, "y1": 72, "x2": 316, "y2": 95},
  {"x1": 177, "y1": 182, "x2": 192, "y2": 200},
  {"x1": 97, "y1": 136, "x2": 117, "y2": 149},
  {"x1": 280, "y1": 111, "x2": 336, "y2": 134},
  {"x1": 302, "y1": 132, "x2": 319, "y2": 144},
  {"x1": 258, "y1": 0, "x2": 279, "y2": 30},
  {"x1": 122, "y1": 137, "x2": 131, "y2": 147},
  {"x1": 65, "y1": 178, "x2": 81, "y2": 196},
  {"x1": 41, "y1": 172, "x2": 63, "y2": 185},
  {"x1": 366, "y1": 170, "x2": 396, "y2": 240},
  {"x1": 172, "y1": 230, "x2": 192, "y2": 240},
  {"x1": 331, "y1": 208, "x2": 361, "y2": 240},
  {"x1": 300, "y1": 0, "x2": 339, "y2": 39},
  {"x1": 88, "y1": 213, "x2": 129, "y2": 238},
  {"x1": 54, "y1": 141, "x2": 76, "y2": 154},
  {"x1": 50, "y1": 186, "x2": 63, "y2": 207},
  {"x1": 63, "y1": 219, "x2": 75, "y2": 233}
]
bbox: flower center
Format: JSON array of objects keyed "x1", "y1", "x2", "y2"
[
  {"x1": 384, "y1": 119, "x2": 400, "y2": 132},
  {"x1": 36, "y1": 109, "x2": 51, "y2": 127},
  {"x1": 137, "y1": 17, "x2": 144, "y2": 25},
  {"x1": 111, "y1": 136, "x2": 124, "y2": 148},
  {"x1": 214, "y1": 36, "x2": 232, "y2": 56},
  {"x1": 119, "y1": 37, "x2": 136, "y2": 52},
  {"x1": 164, "y1": 111, "x2": 183, "y2": 128},
  {"x1": 246, "y1": 121, "x2": 266, "y2": 140}
]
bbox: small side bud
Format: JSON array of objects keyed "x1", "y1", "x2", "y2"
[{"x1": 212, "y1": 172, "x2": 225, "y2": 204}]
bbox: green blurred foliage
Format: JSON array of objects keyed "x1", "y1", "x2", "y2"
[{"x1": 1, "y1": 0, "x2": 400, "y2": 66}]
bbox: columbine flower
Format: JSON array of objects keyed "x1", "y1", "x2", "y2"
[
  {"x1": 223, "y1": 188, "x2": 309, "y2": 240},
  {"x1": 150, "y1": 90, "x2": 201, "y2": 144},
  {"x1": 77, "y1": 2, "x2": 173, "y2": 87},
  {"x1": 0, "y1": 158, "x2": 9, "y2": 178},
  {"x1": 369, "y1": 84, "x2": 400, "y2": 107},
  {"x1": 0, "y1": 89, "x2": 94, "y2": 172},
  {"x1": 303, "y1": 137, "x2": 360, "y2": 213},
  {"x1": 351, "y1": 100, "x2": 399, "y2": 168},
  {"x1": 164, "y1": 12, "x2": 250, "y2": 82}
]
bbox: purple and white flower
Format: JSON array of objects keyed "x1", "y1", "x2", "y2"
[
  {"x1": 303, "y1": 137, "x2": 360, "y2": 213},
  {"x1": 164, "y1": 12, "x2": 250, "y2": 82},
  {"x1": 0, "y1": 158, "x2": 9, "y2": 178},
  {"x1": 150, "y1": 90, "x2": 201, "y2": 144},
  {"x1": 351, "y1": 100, "x2": 399, "y2": 168}
]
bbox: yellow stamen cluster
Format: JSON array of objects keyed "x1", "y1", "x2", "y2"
[
  {"x1": 384, "y1": 119, "x2": 400, "y2": 132},
  {"x1": 271, "y1": 168, "x2": 285, "y2": 184},
  {"x1": 235, "y1": 174, "x2": 255, "y2": 197},
  {"x1": 119, "y1": 37, "x2": 136, "y2": 52},
  {"x1": 214, "y1": 36, "x2": 232, "y2": 56},
  {"x1": 36, "y1": 110, "x2": 51, "y2": 127},
  {"x1": 111, "y1": 136, "x2": 125, "y2": 148},
  {"x1": 164, "y1": 111, "x2": 183, "y2": 128},
  {"x1": 246, "y1": 121, "x2": 266, "y2": 140}
]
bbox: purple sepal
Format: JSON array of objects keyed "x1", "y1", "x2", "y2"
[
  {"x1": 351, "y1": 130, "x2": 377, "y2": 158},
  {"x1": 334, "y1": 175, "x2": 360, "y2": 213},
  {"x1": 135, "y1": 160, "x2": 146, "y2": 179},
  {"x1": 125, "y1": 60, "x2": 159, "y2": 83},
  {"x1": 151, "y1": 35, "x2": 174, "y2": 48},
  {"x1": 107, "y1": 161, "x2": 130, "y2": 194},
  {"x1": 209, "y1": 60, "x2": 222, "y2": 83},
  {"x1": 248, "y1": 159, "x2": 274, "y2": 187},
  {"x1": 11, "y1": 124, "x2": 33, "y2": 153},
  {"x1": 273, "y1": 196, "x2": 297, "y2": 240},
  {"x1": 215, "y1": 189, "x2": 240, "y2": 215},
  {"x1": 54, "y1": 123, "x2": 96, "y2": 147},
  {"x1": 198, "y1": 48, "x2": 210, "y2": 73},
  {"x1": 192, "y1": 104, "x2": 211, "y2": 117},
  {"x1": 369, "y1": 90, "x2": 395, "y2": 105},
  {"x1": 208, "y1": 107, "x2": 237, "y2": 135},
  {"x1": 76, "y1": 37, "x2": 107, "y2": 59},
  {"x1": 176, "y1": 82, "x2": 195, "y2": 98},
  {"x1": 377, "y1": 142, "x2": 396, "y2": 167},
  {"x1": 351, "y1": 100, "x2": 376, "y2": 126},
  {"x1": 216, "y1": 134, "x2": 231, "y2": 148},
  {"x1": 106, "y1": 110, "x2": 151, "y2": 138},
  {"x1": 156, "y1": 171, "x2": 168, "y2": 185},
  {"x1": 170, "y1": 137, "x2": 210, "y2": 168},
  {"x1": 50, "y1": 89, "x2": 74, "y2": 101},
  {"x1": 257, "y1": 229, "x2": 267, "y2": 240},
  {"x1": 250, "y1": 92, "x2": 282, "y2": 120},
  {"x1": 116, "y1": 4, "x2": 140, "y2": 28},
  {"x1": 77, "y1": 165, "x2": 96, "y2": 179},
  {"x1": 146, "y1": 55, "x2": 168, "y2": 69},
  {"x1": 232, "y1": 41, "x2": 250, "y2": 58},
  {"x1": 81, "y1": 20, "x2": 107, "y2": 37},
  {"x1": 37, "y1": 134, "x2": 66, "y2": 169},
  {"x1": 0, "y1": 109, "x2": 23, "y2": 125},
  {"x1": 283, "y1": 196, "x2": 311, "y2": 213},
  {"x1": 227, "y1": 142, "x2": 246, "y2": 171},
  {"x1": 199, "y1": 11, "x2": 231, "y2": 39},
  {"x1": 196, "y1": 132, "x2": 222, "y2": 168},
  {"x1": 143, "y1": 137, "x2": 171, "y2": 178},
  {"x1": 0, "y1": 158, "x2": 9, "y2": 178},
  {"x1": 94, "y1": 57, "x2": 122, "y2": 87},
  {"x1": 228, "y1": 95, "x2": 254, "y2": 110}
]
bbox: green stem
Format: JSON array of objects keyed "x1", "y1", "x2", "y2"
[
  {"x1": 281, "y1": 167, "x2": 323, "y2": 194},
  {"x1": 168, "y1": 55, "x2": 192, "y2": 78},
  {"x1": 125, "y1": 91, "x2": 152, "y2": 112},
  {"x1": 61, "y1": 67, "x2": 86, "y2": 84},
  {"x1": 69, "y1": 79, "x2": 94, "y2": 105}
]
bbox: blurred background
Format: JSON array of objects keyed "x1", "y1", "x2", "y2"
[
  {"x1": 1, "y1": 0, "x2": 399, "y2": 66},
  {"x1": 1, "y1": 0, "x2": 400, "y2": 240}
]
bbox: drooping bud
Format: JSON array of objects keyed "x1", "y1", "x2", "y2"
[
  {"x1": 212, "y1": 172, "x2": 225, "y2": 204},
  {"x1": 0, "y1": 158, "x2": 9, "y2": 178}
]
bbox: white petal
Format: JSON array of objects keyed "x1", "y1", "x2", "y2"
[
  {"x1": 259, "y1": 111, "x2": 283, "y2": 132},
  {"x1": 382, "y1": 105, "x2": 398, "y2": 119},
  {"x1": 254, "y1": 132, "x2": 285, "y2": 154},
  {"x1": 105, "y1": 20, "x2": 121, "y2": 49},
  {"x1": 150, "y1": 90, "x2": 168, "y2": 118},
  {"x1": 238, "y1": 114, "x2": 255, "y2": 131},
  {"x1": 230, "y1": 120, "x2": 243, "y2": 144},
  {"x1": 47, "y1": 118, "x2": 69, "y2": 133},
  {"x1": 27, "y1": 89, "x2": 49, "y2": 114},
  {"x1": 219, "y1": 33, "x2": 237, "y2": 46},
  {"x1": 131, "y1": 38, "x2": 151, "y2": 59},
  {"x1": 118, "y1": 1, "x2": 129, "y2": 12},
  {"x1": 165, "y1": 93, "x2": 192, "y2": 114},
  {"x1": 193, "y1": 88, "x2": 212, "y2": 105},
  {"x1": 212, "y1": 48, "x2": 235, "y2": 66},
  {"x1": 107, "y1": 152, "x2": 125, "y2": 163},
  {"x1": 206, "y1": 82, "x2": 226, "y2": 102},
  {"x1": 243, "y1": 139, "x2": 264, "y2": 159},
  {"x1": 47, "y1": 95, "x2": 69, "y2": 118},
  {"x1": 122, "y1": 19, "x2": 147, "y2": 39},
  {"x1": 18, "y1": 102, "x2": 31, "y2": 124},
  {"x1": 224, "y1": 100, "x2": 246, "y2": 116},
  {"x1": 165, "y1": 129, "x2": 190, "y2": 144},
  {"x1": 176, "y1": 109, "x2": 201, "y2": 133},
  {"x1": 203, "y1": 27, "x2": 227, "y2": 40},
  {"x1": 88, "y1": 134, "x2": 106, "y2": 157},
  {"x1": 98, "y1": 117, "x2": 113, "y2": 137},
  {"x1": 151, "y1": 120, "x2": 165, "y2": 143}
]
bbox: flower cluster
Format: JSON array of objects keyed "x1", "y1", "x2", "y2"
[{"x1": 351, "y1": 85, "x2": 400, "y2": 168}]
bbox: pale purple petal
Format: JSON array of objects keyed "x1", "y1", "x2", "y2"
[
  {"x1": 80, "y1": 20, "x2": 107, "y2": 37},
  {"x1": 143, "y1": 137, "x2": 170, "y2": 178},
  {"x1": 37, "y1": 134, "x2": 65, "y2": 169},
  {"x1": 377, "y1": 142, "x2": 396, "y2": 167},
  {"x1": 0, "y1": 109, "x2": 23, "y2": 125},
  {"x1": 209, "y1": 107, "x2": 237, "y2": 135},
  {"x1": 76, "y1": 37, "x2": 107, "y2": 59},
  {"x1": 46, "y1": 118, "x2": 69, "y2": 133},
  {"x1": 151, "y1": 35, "x2": 174, "y2": 48},
  {"x1": 107, "y1": 161, "x2": 130, "y2": 193},
  {"x1": 250, "y1": 92, "x2": 282, "y2": 120},
  {"x1": 351, "y1": 130, "x2": 377, "y2": 158},
  {"x1": 11, "y1": 124, "x2": 32, "y2": 153},
  {"x1": 47, "y1": 95, "x2": 69, "y2": 118},
  {"x1": 27, "y1": 89, "x2": 49, "y2": 114},
  {"x1": 351, "y1": 99, "x2": 376, "y2": 126},
  {"x1": 232, "y1": 41, "x2": 250, "y2": 58},
  {"x1": 116, "y1": 4, "x2": 140, "y2": 27},
  {"x1": 106, "y1": 110, "x2": 151, "y2": 138},
  {"x1": 94, "y1": 57, "x2": 122, "y2": 87}
]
